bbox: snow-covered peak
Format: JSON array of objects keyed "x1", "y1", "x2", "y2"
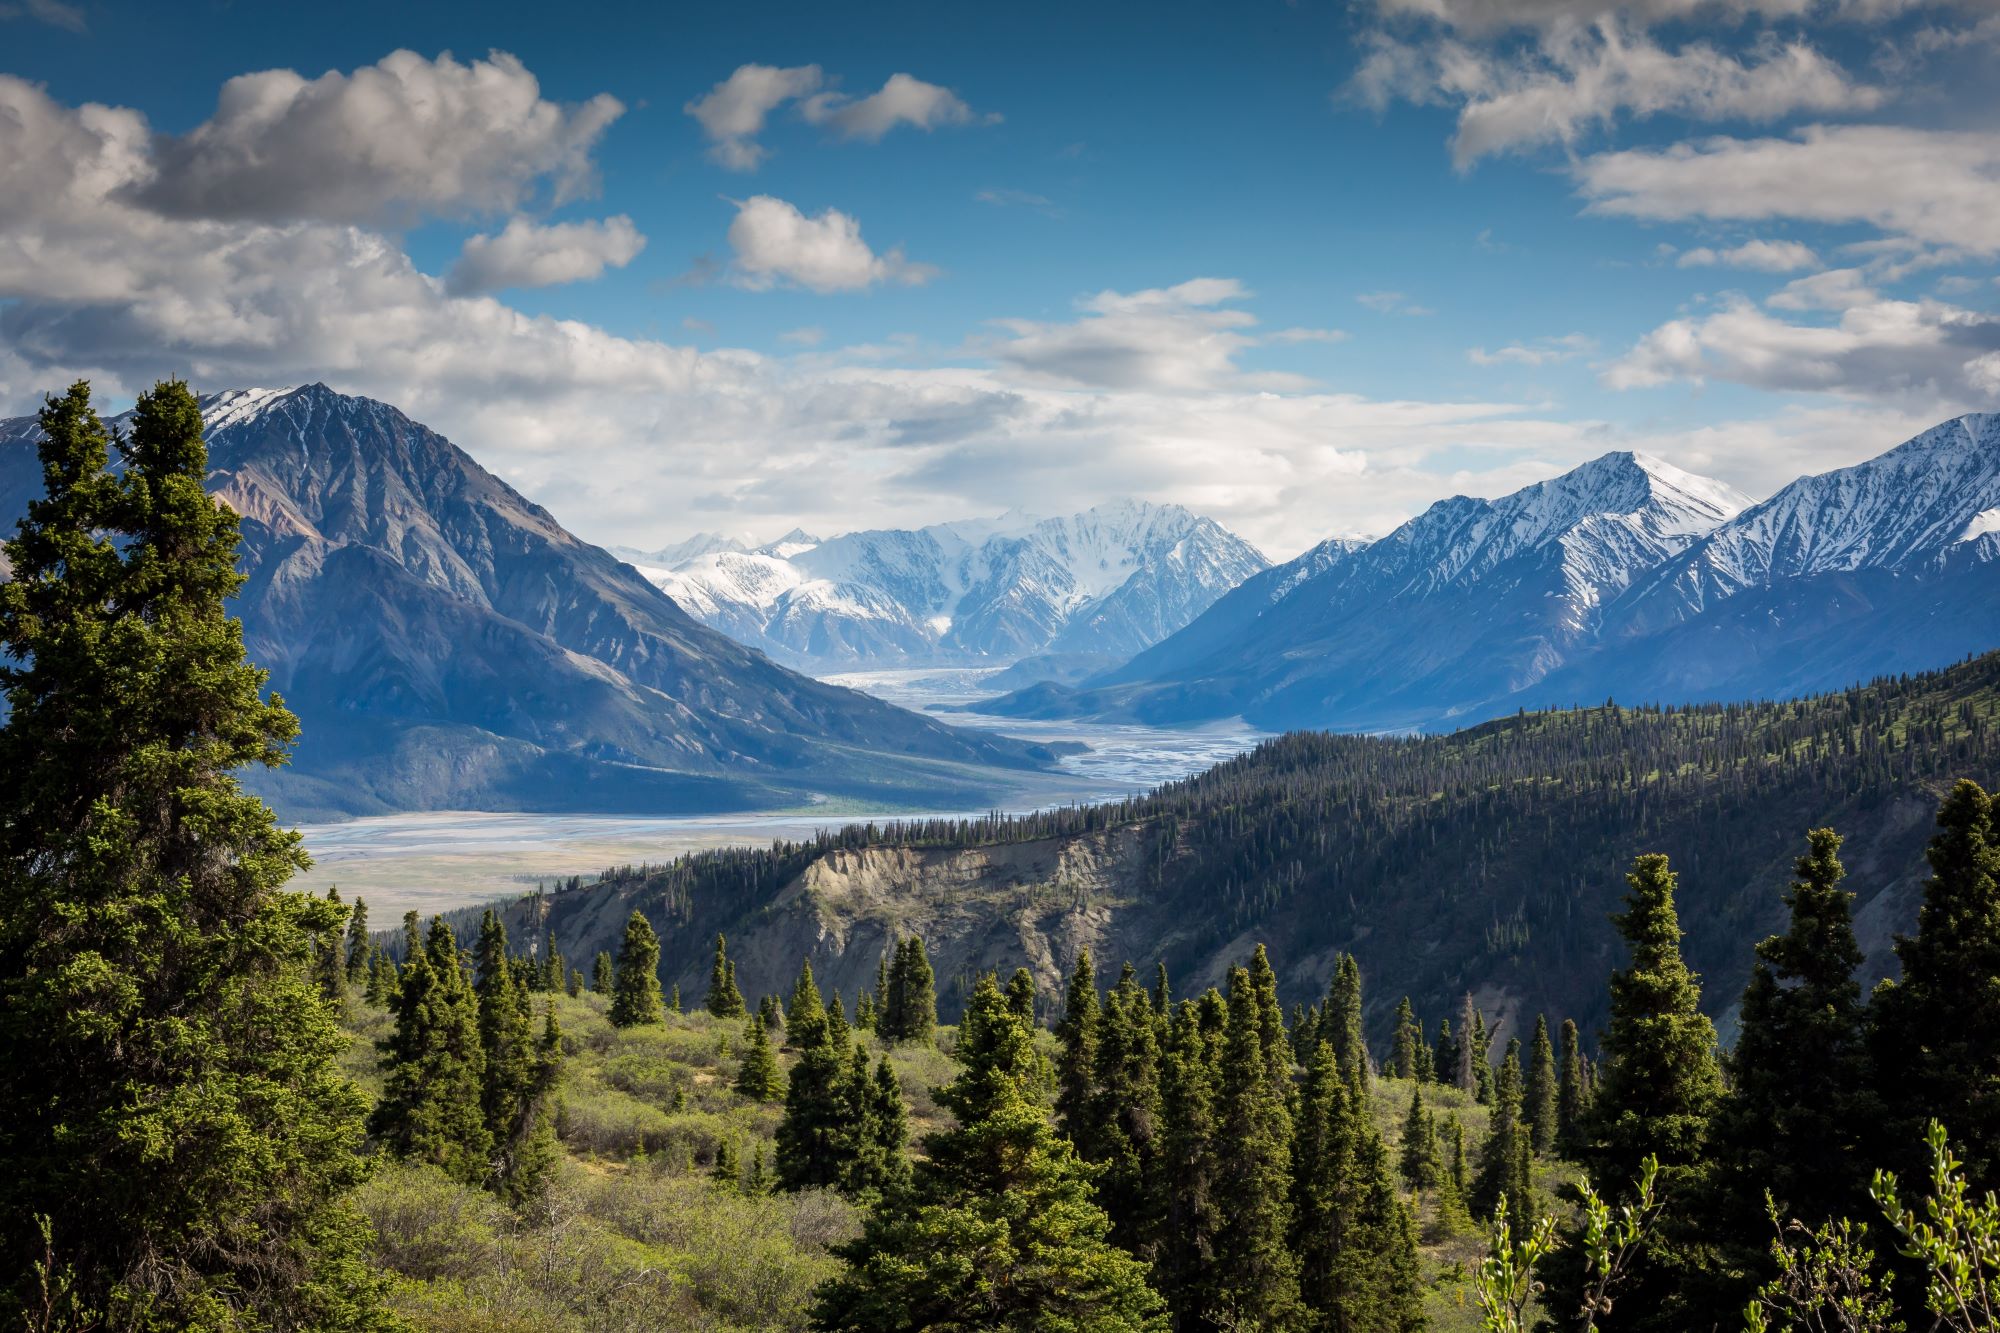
[
  {"x1": 757, "y1": 527, "x2": 822, "y2": 559},
  {"x1": 200, "y1": 386, "x2": 294, "y2": 432}
]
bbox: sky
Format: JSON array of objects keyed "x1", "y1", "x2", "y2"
[{"x1": 2, "y1": 0, "x2": 1997, "y2": 560}]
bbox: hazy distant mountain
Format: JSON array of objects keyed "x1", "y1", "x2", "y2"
[
  {"x1": 0, "y1": 385, "x2": 1059, "y2": 820},
  {"x1": 979, "y1": 418, "x2": 2000, "y2": 731},
  {"x1": 634, "y1": 501, "x2": 1269, "y2": 670},
  {"x1": 975, "y1": 451, "x2": 1755, "y2": 730}
]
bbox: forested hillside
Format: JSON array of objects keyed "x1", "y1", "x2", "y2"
[{"x1": 465, "y1": 651, "x2": 2000, "y2": 1044}]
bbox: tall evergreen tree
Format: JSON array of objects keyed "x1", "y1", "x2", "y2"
[
  {"x1": 1055, "y1": 948, "x2": 1100, "y2": 1149},
  {"x1": 372, "y1": 918, "x2": 493, "y2": 1186},
  {"x1": 1565, "y1": 852, "x2": 1725, "y2": 1333},
  {"x1": 1557, "y1": 1018, "x2": 1587, "y2": 1153},
  {"x1": 706, "y1": 932, "x2": 746, "y2": 1018},
  {"x1": 315, "y1": 886, "x2": 350, "y2": 1003},
  {"x1": 0, "y1": 381, "x2": 387, "y2": 1328},
  {"x1": 1006, "y1": 965, "x2": 1037, "y2": 1023},
  {"x1": 1390, "y1": 996, "x2": 1421, "y2": 1080},
  {"x1": 1397, "y1": 1082, "x2": 1442, "y2": 1192},
  {"x1": 608, "y1": 910, "x2": 665, "y2": 1028},
  {"x1": 1209, "y1": 965, "x2": 1302, "y2": 1329},
  {"x1": 1434, "y1": 1017, "x2": 1458, "y2": 1094},
  {"x1": 1248, "y1": 943, "x2": 1292, "y2": 1088},
  {"x1": 787, "y1": 958, "x2": 828, "y2": 1048},
  {"x1": 1870, "y1": 780, "x2": 2000, "y2": 1191},
  {"x1": 345, "y1": 896, "x2": 371, "y2": 985},
  {"x1": 1327, "y1": 952, "x2": 1368, "y2": 1090},
  {"x1": 472, "y1": 910, "x2": 540, "y2": 1198},
  {"x1": 1472, "y1": 1038, "x2": 1535, "y2": 1231},
  {"x1": 1154, "y1": 961, "x2": 1171, "y2": 1015},
  {"x1": 1086, "y1": 962, "x2": 1164, "y2": 1252},
  {"x1": 1155, "y1": 996, "x2": 1226, "y2": 1327},
  {"x1": 591, "y1": 950, "x2": 613, "y2": 995},
  {"x1": 836, "y1": 1046, "x2": 910, "y2": 1204},
  {"x1": 810, "y1": 974, "x2": 1166, "y2": 1331},
  {"x1": 1455, "y1": 993, "x2": 1480, "y2": 1094},
  {"x1": 736, "y1": 1013, "x2": 786, "y2": 1102},
  {"x1": 1526, "y1": 1014, "x2": 1559, "y2": 1157},
  {"x1": 777, "y1": 998, "x2": 854, "y2": 1191},
  {"x1": 881, "y1": 935, "x2": 937, "y2": 1045}
]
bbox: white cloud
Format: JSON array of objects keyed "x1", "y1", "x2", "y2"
[
  {"x1": 0, "y1": 0, "x2": 86, "y2": 30},
  {"x1": 780, "y1": 326, "x2": 826, "y2": 346},
  {"x1": 1356, "y1": 291, "x2": 1435, "y2": 316},
  {"x1": 724, "y1": 195, "x2": 935, "y2": 293},
  {"x1": 1575, "y1": 125, "x2": 2000, "y2": 254},
  {"x1": 1604, "y1": 289, "x2": 2000, "y2": 406},
  {"x1": 683, "y1": 63, "x2": 824, "y2": 172},
  {"x1": 444, "y1": 215, "x2": 645, "y2": 296},
  {"x1": 1469, "y1": 333, "x2": 1597, "y2": 365},
  {"x1": 137, "y1": 50, "x2": 622, "y2": 224},
  {"x1": 684, "y1": 64, "x2": 993, "y2": 171},
  {"x1": 982, "y1": 278, "x2": 1288, "y2": 391},
  {"x1": 1353, "y1": 22, "x2": 1882, "y2": 167},
  {"x1": 1365, "y1": 0, "x2": 1967, "y2": 31},
  {"x1": 800, "y1": 72, "x2": 991, "y2": 140},
  {"x1": 1676, "y1": 238, "x2": 1821, "y2": 270}
]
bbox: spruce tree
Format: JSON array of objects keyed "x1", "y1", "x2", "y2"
[
  {"x1": 1155, "y1": 996, "x2": 1226, "y2": 1326},
  {"x1": 668, "y1": 981, "x2": 681, "y2": 1015},
  {"x1": 1248, "y1": 942, "x2": 1292, "y2": 1087},
  {"x1": 315, "y1": 887, "x2": 350, "y2": 1003},
  {"x1": 836, "y1": 1046, "x2": 910, "y2": 1204},
  {"x1": 706, "y1": 932, "x2": 746, "y2": 1018},
  {"x1": 365, "y1": 948, "x2": 394, "y2": 1006},
  {"x1": 882, "y1": 935, "x2": 937, "y2": 1045},
  {"x1": 345, "y1": 896, "x2": 371, "y2": 985},
  {"x1": 1327, "y1": 952, "x2": 1368, "y2": 1090},
  {"x1": 1390, "y1": 996, "x2": 1421, "y2": 1080},
  {"x1": 1006, "y1": 965, "x2": 1037, "y2": 1023},
  {"x1": 1086, "y1": 962, "x2": 1164, "y2": 1252},
  {"x1": 826, "y1": 990, "x2": 850, "y2": 1047},
  {"x1": 1210, "y1": 965, "x2": 1302, "y2": 1329},
  {"x1": 1472, "y1": 1038, "x2": 1534, "y2": 1231},
  {"x1": 810, "y1": 974, "x2": 1166, "y2": 1331},
  {"x1": 787, "y1": 958, "x2": 828, "y2": 1048},
  {"x1": 736, "y1": 1013, "x2": 786, "y2": 1102},
  {"x1": 1557, "y1": 1017, "x2": 1587, "y2": 1152},
  {"x1": 1870, "y1": 780, "x2": 2000, "y2": 1191},
  {"x1": 372, "y1": 918, "x2": 493, "y2": 1185},
  {"x1": 854, "y1": 988, "x2": 876, "y2": 1030},
  {"x1": 1566, "y1": 852, "x2": 1725, "y2": 1333},
  {"x1": 0, "y1": 380, "x2": 386, "y2": 1328},
  {"x1": 1456, "y1": 993, "x2": 1479, "y2": 1094},
  {"x1": 1056, "y1": 948, "x2": 1101, "y2": 1149},
  {"x1": 1398, "y1": 1082, "x2": 1440, "y2": 1191},
  {"x1": 777, "y1": 1000, "x2": 854, "y2": 1191},
  {"x1": 609, "y1": 910, "x2": 665, "y2": 1028},
  {"x1": 1526, "y1": 1014, "x2": 1559, "y2": 1157},
  {"x1": 1154, "y1": 960, "x2": 1171, "y2": 1015},
  {"x1": 591, "y1": 950, "x2": 613, "y2": 995},
  {"x1": 1434, "y1": 1017, "x2": 1457, "y2": 1093},
  {"x1": 472, "y1": 911, "x2": 539, "y2": 1196}
]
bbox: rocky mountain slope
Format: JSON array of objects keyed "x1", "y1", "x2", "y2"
[
  {"x1": 0, "y1": 385, "x2": 1059, "y2": 820},
  {"x1": 632, "y1": 501, "x2": 1269, "y2": 670},
  {"x1": 978, "y1": 450, "x2": 1753, "y2": 730},
  {"x1": 466, "y1": 651, "x2": 2000, "y2": 1046}
]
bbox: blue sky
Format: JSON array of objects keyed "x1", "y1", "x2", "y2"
[{"x1": 2, "y1": 0, "x2": 1997, "y2": 556}]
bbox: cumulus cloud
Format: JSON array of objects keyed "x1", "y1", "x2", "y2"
[
  {"x1": 683, "y1": 63, "x2": 824, "y2": 171},
  {"x1": 1575, "y1": 125, "x2": 2000, "y2": 254},
  {"x1": 725, "y1": 195, "x2": 935, "y2": 293},
  {"x1": 800, "y1": 72, "x2": 992, "y2": 140},
  {"x1": 136, "y1": 50, "x2": 623, "y2": 224},
  {"x1": 1352, "y1": 21, "x2": 1881, "y2": 167},
  {"x1": 444, "y1": 215, "x2": 645, "y2": 295},
  {"x1": 1469, "y1": 333, "x2": 1597, "y2": 365},
  {"x1": 1675, "y1": 238, "x2": 1821, "y2": 270},
  {"x1": 684, "y1": 64, "x2": 992, "y2": 170},
  {"x1": 1604, "y1": 289, "x2": 2000, "y2": 406}
]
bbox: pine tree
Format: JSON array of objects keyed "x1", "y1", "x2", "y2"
[
  {"x1": 1456, "y1": 993, "x2": 1479, "y2": 1094},
  {"x1": 777, "y1": 996, "x2": 854, "y2": 1191},
  {"x1": 1565, "y1": 852, "x2": 1725, "y2": 1333},
  {"x1": 1557, "y1": 1017, "x2": 1587, "y2": 1153},
  {"x1": 365, "y1": 948, "x2": 394, "y2": 1006},
  {"x1": 810, "y1": 974, "x2": 1166, "y2": 1331},
  {"x1": 1154, "y1": 961, "x2": 1171, "y2": 1015},
  {"x1": 668, "y1": 982, "x2": 681, "y2": 1015},
  {"x1": 472, "y1": 911, "x2": 538, "y2": 1197},
  {"x1": 1526, "y1": 1014, "x2": 1559, "y2": 1157},
  {"x1": 0, "y1": 381, "x2": 387, "y2": 1328},
  {"x1": 787, "y1": 958, "x2": 828, "y2": 1048},
  {"x1": 345, "y1": 896, "x2": 371, "y2": 985},
  {"x1": 1005, "y1": 966, "x2": 1037, "y2": 1023},
  {"x1": 609, "y1": 910, "x2": 665, "y2": 1028},
  {"x1": 1473, "y1": 1038, "x2": 1535, "y2": 1231},
  {"x1": 1055, "y1": 949, "x2": 1100, "y2": 1149},
  {"x1": 1327, "y1": 952, "x2": 1368, "y2": 1090},
  {"x1": 540, "y1": 926, "x2": 562, "y2": 992},
  {"x1": 836, "y1": 1046, "x2": 910, "y2": 1204},
  {"x1": 372, "y1": 918, "x2": 493, "y2": 1185},
  {"x1": 1086, "y1": 962, "x2": 1164, "y2": 1252},
  {"x1": 1390, "y1": 996, "x2": 1421, "y2": 1080},
  {"x1": 736, "y1": 1013, "x2": 786, "y2": 1102},
  {"x1": 826, "y1": 990, "x2": 851, "y2": 1048},
  {"x1": 1248, "y1": 942, "x2": 1292, "y2": 1087},
  {"x1": 1210, "y1": 965, "x2": 1302, "y2": 1329},
  {"x1": 881, "y1": 935, "x2": 937, "y2": 1045},
  {"x1": 1471, "y1": 1008, "x2": 1494, "y2": 1103},
  {"x1": 706, "y1": 932, "x2": 746, "y2": 1018},
  {"x1": 591, "y1": 951, "x2": 613, "y2": 995},
  {"x1": 1870, "y1": 781, "x2": 2000, "y2": 1191},
  {"x1": 566, "y1": 967, "x2": 582, "y2": 998},
  {"x1": 1155, "y1": 996, "x2": 1227, "y2": 1326},
  {"x1": 315, "y1": 886, "x2": 350, "y2": 1003},
  {"x1": 1398, "y1": 1082, "x2": 1441, "y2": 1191},
  {"x1": 1434, "y1": 1017, "x2": 1458, "y2": 1093},
  {"x1": 854, "y1": 988, "x2": 876, "y2": 1030}
]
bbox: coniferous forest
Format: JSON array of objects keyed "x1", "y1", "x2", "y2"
[{"x1": 3, "y1": 383, "x2": 1998, "y2": 1333}]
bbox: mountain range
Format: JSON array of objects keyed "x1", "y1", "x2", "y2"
[
  {"x1": 618, "y1": 502, "x2": 1268, "y2": 671},
  {"x1": 973, "y1": 415, "x2": 2000, "y2": 732},
  {"x1": 0, "y1": 385, "x2": 1061, "y2": 820}
]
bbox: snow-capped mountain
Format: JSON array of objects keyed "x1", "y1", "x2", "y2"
[
  {"x1": 635, "y1": 501, "x2": 1270, "y2": 669},
  {"x1": 980, "y1": 451, "x2": 1754, "y2": 730},
  {"x1": 0, "y1": 385, "x2": 1057, "y2": 818}
]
